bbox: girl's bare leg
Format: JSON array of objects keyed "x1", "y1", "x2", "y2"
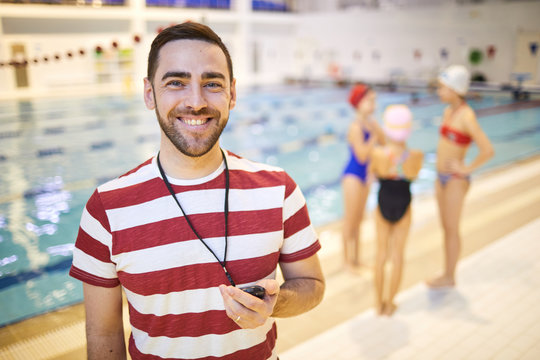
[
  {"x1": 428, "y1": 178, "x2": 469, "y2": 288},
  {"x1": 374, "y1": 207, "x2": 391, "y2": 315},
  {"x1": 342, "y1": 176, "x2": 370, "y2": 270},
  {"x1": 385, "y1": 207, "x2": 411, "y2": 315}
]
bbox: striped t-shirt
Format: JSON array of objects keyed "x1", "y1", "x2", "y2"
[{"x1": 70, "y1": 150, "x2": 321, "y2": 360}]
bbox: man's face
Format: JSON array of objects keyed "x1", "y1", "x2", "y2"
[{"x1": 144, "y1": 39, "x2": 236, "y2": 157}]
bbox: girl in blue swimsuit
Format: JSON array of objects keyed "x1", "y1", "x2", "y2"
[{"x1": 342, "y1": 84, "x2": 385, "y2": 271}]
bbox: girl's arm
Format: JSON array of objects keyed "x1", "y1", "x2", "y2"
[
  {"x1": 450, "y1": 109, "x2": 494, "y2": 175},
  {"x1": 370, "y1": 146, "x2": 389, "y2": 178},
  {"x1": 347, "y1": 121, "x2": 378, "y2": 163},
  {"x1": 371, "y1": 120, "x2": 387, "y2": 146},
  {"x1": 403, "y1": 150, "x2": 424, "y2": 180}
]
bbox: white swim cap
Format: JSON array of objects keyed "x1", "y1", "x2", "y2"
[
  {"x1": 383, "y1": 104, "x2": 413, "y2": 142},
  {"x1": 438, "y1": 65, "x2": 470, "y2": 96}
]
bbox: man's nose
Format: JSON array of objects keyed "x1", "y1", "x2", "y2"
[{"x1": 184, "y1": 85, "x2": 207, "y2": 111}]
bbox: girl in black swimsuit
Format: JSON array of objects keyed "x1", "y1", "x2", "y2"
[{"x1": 371, "y1": 105, "x2": 424, "y2": 316}]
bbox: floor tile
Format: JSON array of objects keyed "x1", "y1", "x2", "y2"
[{"x1": 281, "y1": 218, "x2": 540, "y2": 360}]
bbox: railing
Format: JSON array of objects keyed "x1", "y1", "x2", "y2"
[{"x1": 0, "y1": 0, "x2": 294, "y2": 11}]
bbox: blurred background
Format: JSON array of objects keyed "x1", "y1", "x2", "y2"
[
  {"x1": 0, "y1": 1, "x2": 539, "y2": 359},
  {"x1": 1, "y1": 0, "x2": 539, "y2": 96}
]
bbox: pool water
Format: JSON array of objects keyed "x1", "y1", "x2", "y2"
[{"x1": 0, "y1": 85, "x2": 539, "y2": 326}]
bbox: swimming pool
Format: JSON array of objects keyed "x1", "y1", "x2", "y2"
[{"x1": 1, "y1": 86, "x2": 539, "y2": 326}]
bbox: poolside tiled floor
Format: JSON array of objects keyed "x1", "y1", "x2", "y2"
[{"x1": 281, "y1": 217, "x2": 540, "y2": 360}]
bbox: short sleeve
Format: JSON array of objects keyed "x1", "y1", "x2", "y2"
[
  {"x1": 69, "y1": 189, "x2": 120, "y2": 287},
  {"x1": 279, "y1": 173, "x2": 321, "y2": 263}
]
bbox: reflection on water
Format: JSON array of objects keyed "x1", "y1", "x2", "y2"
[
  {"x1": 0, "y1": 255, "x2": 18, "y2": 272},
  {"x1": 5, "y1": 162, "x2": 49, "y2": 271},
  {"x1": 0, "y1": 161, "x2": 79, "y2": 324},
  {"x1": 0, "y1": 214, "x2": 5, "y2": 244},
  {"x1": 32, "y1": 176, "x2": 72, "y2": 225},
  {"x1": 26, "y1": 223, "x2": 57, "y2": 236},
  {"x1": 46, "y1": 243, "x2": 75, "y2": 257}
]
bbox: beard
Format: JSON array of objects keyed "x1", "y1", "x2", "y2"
[{"x1": 155, "y1": 105, "x2": 228, "y2": 158}]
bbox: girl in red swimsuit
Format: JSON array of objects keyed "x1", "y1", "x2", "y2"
[{"x1": 427, "y1": 65, "x2": 494, "y2": 288}]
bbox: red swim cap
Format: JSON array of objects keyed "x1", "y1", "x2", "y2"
[{"x1": 348, "y1": 84, "x2": 370, "y2": 108}]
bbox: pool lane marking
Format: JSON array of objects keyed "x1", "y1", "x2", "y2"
[
  {"x1": 0, "y1": 257, "x2": 74, "y2": 291},
  {"x1": 0, "y1": 179, "x2": 96, "y2": 205},
  {"x1": 476, "y1": 99, "x2": 540, "y2": 117}
]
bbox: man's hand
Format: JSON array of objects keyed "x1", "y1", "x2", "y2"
[{"x1": 219, "y1": 279, "x2": 280, "y2": 329}]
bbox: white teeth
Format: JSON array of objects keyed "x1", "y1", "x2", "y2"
[{"x1": 182, "y1": 118, "x2": 207, "y2": 126}]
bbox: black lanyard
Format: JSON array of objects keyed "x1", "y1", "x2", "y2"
[{"x1": 156, "y1": 149, "x2": 235, "y2": 286}]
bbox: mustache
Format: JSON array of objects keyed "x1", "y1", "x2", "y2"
[{"x1": 170, "y1": 108, "x2": 221, "y2": 118}]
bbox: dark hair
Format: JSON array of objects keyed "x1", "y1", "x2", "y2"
[{"x1": 147, "y1": 22, "x2": 233, "y2": 83}]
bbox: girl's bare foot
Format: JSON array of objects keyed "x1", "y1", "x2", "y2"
[
  {"x1": 384, "y1": 302, "x2": 397, "y2": 316},
  {"x1": 376, "y1": 302, "x2": 385, "y2": 315},
  {"x1": 345, "y1": 261, "x2": 366, "y2": 275},
  {"x1": 426, "y1": 275, "x2": 455, "y2": 288}
]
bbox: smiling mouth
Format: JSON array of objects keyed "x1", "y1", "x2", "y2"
[{"x1": 178, "y1": 117, "x2": 211, "y2": 126}]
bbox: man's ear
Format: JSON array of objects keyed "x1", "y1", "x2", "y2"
[
  {"x1": 229, "y1": 78, "x2": 237, "y2": 110},
  {"x1": 143, "y1": 77, "x2": 155, "y2": 110}
]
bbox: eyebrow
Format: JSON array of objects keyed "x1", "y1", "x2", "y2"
[
  {"x1": 202, "y1": 72, "x2": 226, "y2": 80},
  {"x1": 161, "y1": 71, "x2": 226, "y2": 82},
  {"x1": 161, "y1": 71, "x2": 190, "y2": 81}
]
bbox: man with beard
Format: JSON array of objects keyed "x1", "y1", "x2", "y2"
[{"x1": 70, "y1": 22, "x2": 325, "y2": 360}]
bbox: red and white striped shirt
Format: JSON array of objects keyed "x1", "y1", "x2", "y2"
[{"x1": 70, "y1": 150, "x2": 321, "y2": 360}]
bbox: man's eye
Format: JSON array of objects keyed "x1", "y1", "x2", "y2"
[
  {"x1": 206, "y1": 82, "x2": 223, "y2": 89},
  {"x1": 167, "y1": 80, "x2": 183, "y2": 87}
]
